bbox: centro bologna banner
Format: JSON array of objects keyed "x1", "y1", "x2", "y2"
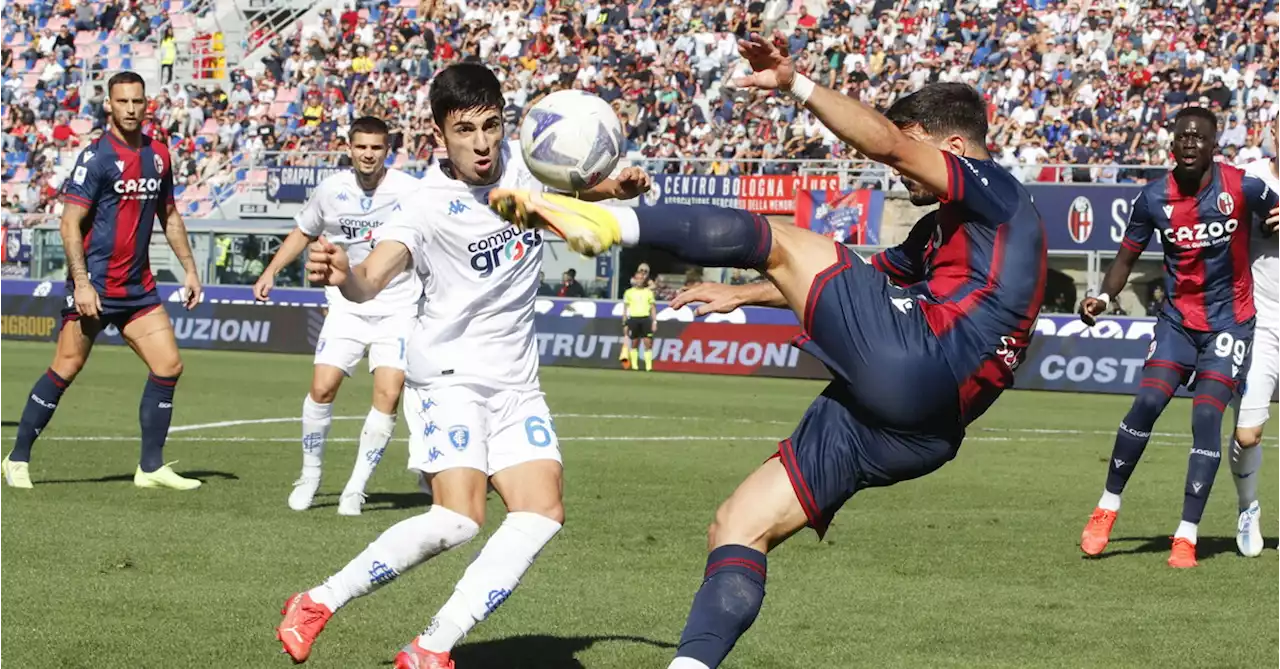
[
  {"x1": 640, "y1": 174, "x2": 842, "y2": 214},
  {"x1": 7, "y1": 280, "x2": 1263, "y2": 399}
]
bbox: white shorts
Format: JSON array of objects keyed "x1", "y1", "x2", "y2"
[
  {"x1": 1236, "y1": 326, "x2": 1279, "y2": 429},
  {"x1": 403, "y1": 384, "x2": 562, "y2": 477},
  {"x1": 314, "y1": 311, "x2": 414, "y2": 375}
]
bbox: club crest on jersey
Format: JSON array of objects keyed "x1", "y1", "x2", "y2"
[
  {"x1": 360, "y1": 196, "x2": 373, "y2": 212},
  {"x1": 448, "y1": 425, "x2": 470, "y2": 451},
  {"x1": 1067, "y1": 196, "x2": 1093, "y2": 243},
  {"x1": 153, "y1": 154, "x2": 164, "y2": 174},
  {"x1": 1217, "y1": 192, "x2": 1234, "y2": 216}
]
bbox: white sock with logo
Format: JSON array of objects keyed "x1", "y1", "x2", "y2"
[
  {"x1": 301, "y1": 395, "x2": 332, "y2": 479},
  {"x1": 309, "y1": 505, "x2": 479, "y2": 612},
  {"x1": 344, "y1": 408, "x2": 395, "y2": 494},
  {"x1": 1097, "y1": 491, "x2": 1122, "y2": 512},
  {"x1": 1229, "y1": 440, "x2": 1262, "y2": 510},
  {"x1": 1174, "y1": 520, "x2": 1198, "y2": 544},
  {"x1": 417, "y1": 512, "x2": 562, "y2": 652}
]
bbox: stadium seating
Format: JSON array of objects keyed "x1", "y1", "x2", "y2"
[{"x1": 2, "y1": 0, "x2": 1276, "y2": 219}]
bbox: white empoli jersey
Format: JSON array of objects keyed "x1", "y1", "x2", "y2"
[
  {"x1": 375, "y1": 140, "x2": 548, "y2": 390},
  {"x1": 1242, "y1": 158, "x2": 1279, "y2": 330},
  {"x1": 296, "y1": 168, "x2": 424, "y2": 317}
]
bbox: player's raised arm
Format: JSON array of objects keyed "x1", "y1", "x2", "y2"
[
  {"x1": 1081, "y1": 194, "x2": 1155, "y2": 326},
  {"x1": 58, "y1": 202, "x2": 101, "y2": 319},
  {"x1": 735, "y1": 33, "x2": 950, "y2": 200}
]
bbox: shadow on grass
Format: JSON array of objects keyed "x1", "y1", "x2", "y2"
[
  {"x1": 380, "y1": 634, "x2": 676, "y2": 669},
  {"x1": 34, "y1": 470, "x2": 240, "y2": 485},
  {"x1": 1086, "y1": 535, "x2": 1276, "y2": 560},
  {"x1": 310, "y1": 491, "x2": 432, "y2": 512}
]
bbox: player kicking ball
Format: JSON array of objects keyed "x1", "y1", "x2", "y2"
[
  {"x1": 489, "y1": 34, "x2": 1048, "y2": 669},
  {"x1": 1077, "y1": 108, "x2": 1279, "y2": 567},
  {"x1": 1232, "y1": 145, "x2": 1279, "y2": 557},
  {"x1": 2, "y1": 72, "x2": 202, "y2": 491},
  {"x1": 253, "y1": 116, "x2": 421, "y2": 516},
  {"x1": 274, "y1": 63, "x2": 648, "y2": 667}
]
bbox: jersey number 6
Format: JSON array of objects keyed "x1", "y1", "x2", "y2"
[{"x1": 525, "y1": 416, "x2": 555, "y2": 448}]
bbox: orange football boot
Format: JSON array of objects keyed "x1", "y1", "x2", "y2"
[
  {"x1": 1168, "y1": 537, "x2": 1198, "y2": 568},
  {"x1": 394, "y1": 639, "x2": 455, "y2": 669},
  {"x1": 1081, "y1": 507, "x2": 1118, "y2": 556},
  {"x1": 276, "y1": 592, "x2": 334, "y2": 663}
]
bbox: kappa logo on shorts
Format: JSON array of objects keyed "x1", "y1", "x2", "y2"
[{"x1": 448, "y1": 425, "x2": 470, "y2": 451}]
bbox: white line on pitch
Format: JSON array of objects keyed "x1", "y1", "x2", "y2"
[{"x1": 29, "y1": 435, "x2": 1233, "y2": 447}]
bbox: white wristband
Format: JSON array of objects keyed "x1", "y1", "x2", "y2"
[
  {"x1": 1095, "y1": 293, "x2": 1111, "y2": 307},
  {"x1": 788, "y1": 73, "x2": 816, "y2": 105}
]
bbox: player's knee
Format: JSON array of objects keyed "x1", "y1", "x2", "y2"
[
  {"x1": 707, "y1": 501, "x2": 765, "y2": 551},
  {"x1": 1128, "y1": 389, "x2": 1168, "y2": 423},
  {"x1": 151, "y1": 358, "x2": 183, "y2": 379},
  {"x1": 1235, "y1": 426, "x2": 1263, "y2": 449},
  {"x1": 371, "y1": 386, "x2": 400, "y2": 414},
  {"x1": 309, "y1": 382, "x2": 339, "y2": 405},
  {"x1": 1191, "y1": 398, "x2": 1225, "y2": 425}
]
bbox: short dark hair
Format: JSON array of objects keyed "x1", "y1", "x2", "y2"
[
  {"x1": 1174, "y1": 106, "x2": 1218, "y2": 135},
  {"x1": 429, "y1": 63, "x2": 504, "y2": 125},
  {"x1": 107, "y1": 71, "x2": 145, "y2": 97},
  {"x1": 349, "y1": 115, "x2": 389, "y2": 139},
  {"x1": 884, "y1": 83, "x2": 988, "y2": 145}
]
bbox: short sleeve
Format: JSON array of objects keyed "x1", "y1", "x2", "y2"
[
  {"x1": 372, "y1": 193, "x2": 430, "y2": 275},
  {"x1": 60, "y1": 147, "x2": 101, "y2": 208},
  {"x1": 1120, "y1": 192, "x2": 1155, "y2": 254},
  {"x1": 937, "y1": 152, "x2": 1020, "y2": 224},
  {"x1": 1242, "y1": 173, "x2": 1278, "y2": 219},
  {"x1": 295, "y1": 178, "x2": 328, "y2": 237}
]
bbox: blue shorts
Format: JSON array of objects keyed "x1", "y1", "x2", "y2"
[
  {"x1": 1146, "y1": 314, "x2": 1253, "y2": 393},
  {"x1": 60, "y1": 291, "x2": 163, "y2": 332},
  {"x1": 778, "y1": 245, "x2": 962, "y2": 537}
]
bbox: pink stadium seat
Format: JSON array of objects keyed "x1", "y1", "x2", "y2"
[
  {"x1": 132, "y1": 43, "x2": 154, "y2": 57},
  {"x1": 75, "y1": 44, "x2": 95, "y2": 59},
  {"x1": 106, "y1": 57, "x2": 122, "y2": 70},
  {"x1": 248, "y1": 169, "x2": 268, "y2": 185},
  {"x1": 74, "y1": 32, "x2": 95, "y2": 45},
  {"x1": 268, "y1": 101, "x2": 290, "y2": 117},
  {"x1": 198, "y1": 118, "x2": 218, "y2": 136},
  {"x1": 12, "y1": 168, "x2": 30, "y2": 182},
  {"x1": 276, "y1": 87, "x2": 298, "y2": 103},
  {"x1": 22, "y1": 74, "x2": 40, "y2": 90},
  {"x1": 171, "y1": 14, "x2": 194, "y2": 30},
  {"x1": 70, "y1": 119, "x2": 92, "y2": 135}
]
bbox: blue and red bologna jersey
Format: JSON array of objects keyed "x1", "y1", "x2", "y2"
[
  {"x1": 59, "y1": 133, "x2": 174, "y2": 300},
  {"x1": 1122, "y1": 163, "x2": 1277, "y2": 332},
  {"x1": 871, "y1": 152, "x2": 1048, "y2": 426}
]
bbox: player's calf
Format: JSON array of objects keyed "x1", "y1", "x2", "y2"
[
  {"x1": 1173, "y1": 379, "x2": 1235, "y2": 559},
  {"x1": 1230, "y1": 427, "x2": 1264, "y2": 558}
]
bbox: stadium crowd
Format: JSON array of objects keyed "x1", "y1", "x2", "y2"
[{"x1": 2, "y1": 0, "x2": 1278, "y2": 220}]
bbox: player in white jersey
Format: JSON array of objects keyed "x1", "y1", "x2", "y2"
[
  {"x1": 275, "y1": 64, "x2": 650, "y2": 668},
  {"x1": 1232, "y1": 147, "x2": 1279, "y2": 557},
  {"x1": 253, "y1": 117, "x2": 423, "y2": 516}
]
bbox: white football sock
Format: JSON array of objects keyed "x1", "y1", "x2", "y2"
[
  {"x1": 343, "y1": 408, "x2": 395, "y2": 494},
  {"x1": 301, "y1": 395, "x2": 332, "y2": 478},
  {"x1": 612, "y1": 205, "x2": 640, "y2": 246},
  {"x1": 1175, "y1": 520, "x2": 1198, "y2": 544},
  {"x1": 1098, "y1": 491, "x2": 1122, "y2": 512},
  {"x1": 417, "y1": 512, "x2": 562, "y2": 653},
  {"x1": 309, "y1": 505, "x2": 479, "y2": 612},
  {"x1": 1229, "y1": 440, "x2": 1262, "y2": 510},
  {"x1": 669, "y1": 658, "x2": 712, "y2": 669}
]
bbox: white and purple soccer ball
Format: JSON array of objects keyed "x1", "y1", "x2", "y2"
[{"x1": 519, "y1": 90, "x2": 624, "y2": 193}]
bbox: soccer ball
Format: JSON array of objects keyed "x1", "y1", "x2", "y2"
[{"x1": 519, "y1": 90, "x2": 624, "y2": 193}]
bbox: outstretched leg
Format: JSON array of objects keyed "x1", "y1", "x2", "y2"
[
  {"x1": 488, "y1": 193, "x2": 843, "y2": 329},
  {"x1": 338, "y1": 365, "x2": 403, "y2": 516},
  {"x1": 3, "y1": 317, "x2": 97, "y2": 488}
]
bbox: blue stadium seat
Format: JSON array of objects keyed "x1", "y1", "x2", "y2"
[
  {"x1": 173, "y1": 185, "x2": 186, "y2": 199},
  {"x1": 98, "y1": 45, "x2": 108, "y2": 56},
  {"x1": 235, "y1": 168, "x2": 247, "y2": 181},
  {"x1": 186, "y1": 201, "x2": 198, "y2": 214},
  {"x1": 121, "y1": 57, "x2": 131, "y2": 69},
  {"x1": 119, "y1": 44, "x2": 131, "y2": 55}
]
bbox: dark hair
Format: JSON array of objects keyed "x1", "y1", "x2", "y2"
[
  {"x1": 429, "y1": 63, "x2": 504, "y2": 125},
  {"x1": 349, "y1": 115, "x2": 389, "y2": 139},
  {"x1": 1174, "y1": 106, "x2": 1218, "y2": 134},
  {"x1": 107, "y1": 71, "x2": 145, "y2": 97},
  {"x1": 884, "y1": 83, "x2": 988, "y2": 144}
]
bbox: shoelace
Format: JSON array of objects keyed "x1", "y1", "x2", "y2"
[
  {"x1": 341, "y1": 491, "x2": 367, "y2": 502},
  {"x1": 292, "y1": 477, "x2": 320, "y2": 488}
]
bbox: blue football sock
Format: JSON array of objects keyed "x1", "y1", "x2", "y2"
[
  {"x1": 1104, "y1": 367, "x2": 1179, "y2": 495},
  {"x1": 1181, "y1": 375, "x2": 1235, "y2": 524},
  {"x1": 636, "y1": 205, "x2": 772, "y2": 269},
  {"x1": 10, "y1": 369, "x2": 69, "y2": 463},
  {"x1": 139, "y1": 373, "x2": 178, "y2": 473},
  {"x1": 673, "y1": 544, "x2": 767, "y2": 669}
]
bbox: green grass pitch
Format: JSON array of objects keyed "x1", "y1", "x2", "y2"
[{"x1": 2, "y1": 341, "x2": 1276, "y2": 668}]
